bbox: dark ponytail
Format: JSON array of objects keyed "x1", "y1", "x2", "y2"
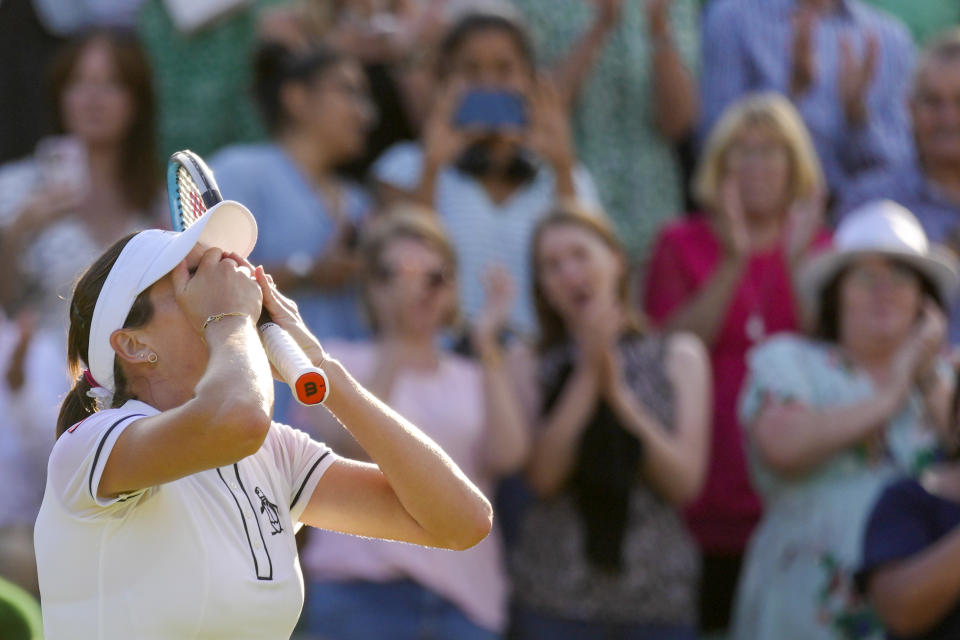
[
  {"x1": 253, "y1": 41, "x2": 343, "y2": 134},
  {"x1": 56, "y1": 234, "x2": 155, "y2": 438}
]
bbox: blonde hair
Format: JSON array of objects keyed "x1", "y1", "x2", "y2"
[
  {"x1": 693, "y1": 92, "x2": 824, "y2": 211},
  {"x1": 359, "y1": 208, "x2": 460, "y2": 332}
]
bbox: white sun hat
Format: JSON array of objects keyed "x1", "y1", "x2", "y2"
[
  {"x1": 798, "y1": 200, "x2": 959, "y2": 313},
  {"x1": 87, "y1": 200, "x2": 257, "y2": 396}
]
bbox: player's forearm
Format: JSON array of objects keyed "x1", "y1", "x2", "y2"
[
  {"x1": 195, "y1": 317, "x2": 274, "y2": 426},
  {"x1": 322, "y1": 359, "x2": 492, "y2": 549}
]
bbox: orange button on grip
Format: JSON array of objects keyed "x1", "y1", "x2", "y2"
[{"x1": 295, "y1": 371, "x2": 328, "y2": 405}]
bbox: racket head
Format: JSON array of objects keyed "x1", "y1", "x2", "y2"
[{"x1": 167, "y1": 150, "x2": 223, "y2": 231}]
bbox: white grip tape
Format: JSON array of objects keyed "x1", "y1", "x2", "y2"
[{"x1": 259, "y1": 322, "x2": 329, "y2": 406}]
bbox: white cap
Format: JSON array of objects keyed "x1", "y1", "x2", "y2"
[
  {"x1": 88, "y1": 200, "x2": 257, "y2": 395},
  {"x1": 798, "y1": 199, "x2": 959, "y2": 313}
]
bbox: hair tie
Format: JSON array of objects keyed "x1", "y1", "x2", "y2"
[{"x1": 83, "y1": 369, "x2": 100, "y2": 388}]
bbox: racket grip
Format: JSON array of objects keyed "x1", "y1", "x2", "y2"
[{"x1": 258, "y1": 322, "x2": 329, "y2": 406}]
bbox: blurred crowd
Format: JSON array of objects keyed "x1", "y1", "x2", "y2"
[{"x1": 3, "y1": 0, "x2": 960, "y2": 639}]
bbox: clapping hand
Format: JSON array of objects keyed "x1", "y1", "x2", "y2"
[
  {"x1": 839, "y1": 32, "x2": 879, "y2": 126},
  {"x1": 785, "y1": 186, "x2": 826, "y2": 265},
  {"x1": 716, "y1": 174, "x2": 750, "y2": 261},
  {"x1": 789, "y1": 5, "x2": 818, "y2": 97},
  {"x1": 472, "y1": 265, "x2": 515, "y2": 356}
]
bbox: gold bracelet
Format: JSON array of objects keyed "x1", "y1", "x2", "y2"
[{"x1": 202, "y1": 312, "x2": 249, "y2": 332}]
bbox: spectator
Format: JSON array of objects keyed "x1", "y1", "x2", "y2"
[
  {"x1": 0, "y1": 28, "x2": 160, "y2": 329},
  {"x1": 137, "y1": 0, "x2": 284, "y2": 159},
  {"x1": 838, "y1": 29, "x2": 960, "y2": 341},
  {"x1": 701, "y1": 0, "x2": 915, "y2": 196},
  {"x1": 212, "y1": 42, "x2": 375, "y2": 343},
  {"x1": 0, "y1": 311, "x2": 61, "y2": 598},
  {"x1": 858, "y1": 457, "x2": 960, "y2": 639},
  {"x1": 0, "y1": 27, "x2": 156, "y2": 603},
  {"x1": 292, "y1": 212, "x2": 528, "y2": 640},
  {"x1": 731, "y1": 200, "x2": 957, "y2": 640},
  {"x1": 644, "y1": 92, "x2": 829, "y2": 634},
  {"x1": 513, "y1": 0, "x2": 700, "y2": 259},
  {"x1": 861, "y1": 0, "x2": 960, "y2": 45},
  {"x1": 509, "y1": 206, "x2": 710, "y2": 639},
  {"x1": 373, "y1": 9, "x2": 601, "y2": 337}
]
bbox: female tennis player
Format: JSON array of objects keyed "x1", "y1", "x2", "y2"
[{"x1": 33, "y1": 201, "x2": 493, "y2": 639}]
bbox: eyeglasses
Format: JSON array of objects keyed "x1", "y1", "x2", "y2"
[
  {"x1": 845, "y1": 263, "x2": 919, "y2": 290},
  {"x1": 373, "y1": 264, "x2": 451, "y2": 290}
]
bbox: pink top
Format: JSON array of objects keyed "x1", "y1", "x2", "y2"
[
  {"x1": 643, "y1": 216, "x2": 831, "y2": 553},
  {"x1": 293, "y1": 341, "x2": 507, "y2": 633}
]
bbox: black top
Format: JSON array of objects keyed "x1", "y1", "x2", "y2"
[{"x1": 859, "y1": 477, "x2": 960, "y2": 640}]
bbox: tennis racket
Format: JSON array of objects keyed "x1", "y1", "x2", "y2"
[{"x1": 167, "y1": 150, "x2": 329, "y2": 406}]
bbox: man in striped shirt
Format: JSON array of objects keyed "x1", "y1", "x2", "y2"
[{"x1": 700, "y1": 0, "x2": 915, "y2": 196}]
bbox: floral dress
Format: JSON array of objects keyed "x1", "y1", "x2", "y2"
[{"x1": 731, "y1": 335, "x2": 942, "y2": 640}]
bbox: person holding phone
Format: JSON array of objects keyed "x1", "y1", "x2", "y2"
[
  {"x1": 731, "y1": 200, "x2": 958, "y2": 640},
  {"x1": 373, "y1": 9, "x2": 602, "y2": 338}
]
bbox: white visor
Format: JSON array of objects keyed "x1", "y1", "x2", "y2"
[{"x1": 88, "y1": 200, "x2": 257, "y2": 394}]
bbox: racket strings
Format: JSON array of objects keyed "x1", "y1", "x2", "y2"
[{"x1": 176, "y1": 165, "x2": 207, "y2": 229}]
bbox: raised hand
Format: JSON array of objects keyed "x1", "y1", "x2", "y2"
[
  {"x1": 789, "y1": 5, "x2": 818, "y2": 97},
  {"x1": 173, "y1": 248, "x2": 263, "y2": 335},
  {"x1": 471, "y1": 264, "x2": 515, "y2": 355},
  {"x1": 422, "y1": 80, "x2": 479, "y2": 169},
  {"x1": 525, "y1": 76, "x2": 576, "y2": 173},
  {"x1": 645, "y1": 0, "x2": 672, "y2": 38},
  {"x1": 715, "y1": 174, "x2": 750, "y2": 260},
  {"x1": 785, "y1": 186, "x2": 826, "y2": 265},
  {"x1": 591, "y1": 0, "x2": 624, "y2": 28},
  {"x1": 912, "y1": 299, "x2": 948, "y2": 377},
  {"x1": 839, "y1": 32, "x2": 878, "y2": 126}
]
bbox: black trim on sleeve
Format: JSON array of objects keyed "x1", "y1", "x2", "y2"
[
  {"x1": 88, "y1": 414, "x2": 147, "y2": 501},
  {"x1": 290, "y1": 451, "x2": 331, "y2": 511}
]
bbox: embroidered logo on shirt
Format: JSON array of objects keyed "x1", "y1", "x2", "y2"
[{"x1": 255, "y1": 487, "x2": 283, "y2": 535}]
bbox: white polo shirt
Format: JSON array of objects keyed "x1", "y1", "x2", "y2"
[{"x1": 34, "y1": 400, "x2": 337, "y2": 639}]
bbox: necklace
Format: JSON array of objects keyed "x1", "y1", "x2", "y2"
[{"x1": 742, "y1": 250, "x2": 785, "y2": 343}]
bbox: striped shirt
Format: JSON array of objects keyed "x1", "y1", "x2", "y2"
[
  {"x1": 700, "y1": 0, "x2": 915, "y2": 194},
  {"x1": 372, "y1": 142, "x2": 601, "y2": 337}
]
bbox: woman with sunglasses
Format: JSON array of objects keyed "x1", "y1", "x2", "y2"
[{"x1": 290, "y1": 210, "x2": 529, "y2": 640}]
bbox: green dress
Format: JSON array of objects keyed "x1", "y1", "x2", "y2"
[
  {"x1": 861, "y1": 0, "x2": 960, "y2": 45},
  {"x1": 512, "y1": 0, "x2": 700, "y2": 261},
  {"x1": 137, "y1": 0, "x2": 289, "y2": 161},
  {"x1": 732, "y1": 335, "x2": 942, "y2": 640}
]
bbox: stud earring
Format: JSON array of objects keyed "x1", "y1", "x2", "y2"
[{"x1": 147, "y1": 352, "x2": 158, "y2": 364}]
